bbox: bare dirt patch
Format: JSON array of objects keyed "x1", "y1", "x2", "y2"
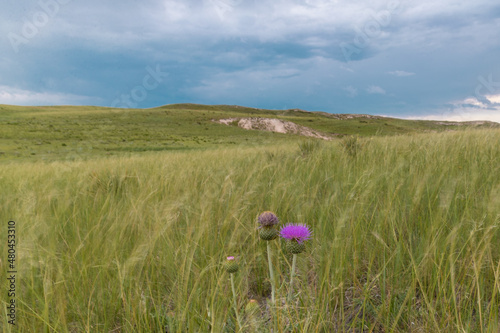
[{"x1": 215, "y1": 117, "x2": 333, "y2": 140}]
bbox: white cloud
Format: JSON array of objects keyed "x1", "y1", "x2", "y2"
[
  {"x1": 453, "y1": 94, "x2": 500, "y2": 109},
  {"x1": 388, "y1": 70, "x2": 415, "y2": 77},
  {"x1": 486, "y1": 94, "x2": 500, "y2": 104},
  {"x1": 407, "y1": 110, "x2": 500, "y2": 123},
  {"x1": 20, "y1": 0, "x2": 387, "y2": 44},
  {"x1": 2, "y1": 0, "x2": 496, "y2": 50},
  {"x1": 0, "y1": 86, "x2": 95, "y2": 106},
  {"x1": 366, "y1": 85, "x2": 386, "y2": 94},
  {"x1": 407, "y1": 94, "x2": 500, "y2": 123}
]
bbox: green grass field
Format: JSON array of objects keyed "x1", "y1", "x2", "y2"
[
  {"x1": 1, "y1": 104, "x2": 500, "y2": 332},
  {"x1": 1, "y1": 103, "x2": 497, "y2": 163}
]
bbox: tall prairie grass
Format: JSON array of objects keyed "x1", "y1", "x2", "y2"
[{"x1": 1, "y1": 129, "x2": 499, "y2": 332}]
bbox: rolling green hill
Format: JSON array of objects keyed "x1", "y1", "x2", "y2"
[{"x1": 0, "y1": 103, "x2": 498, "y2": 162}]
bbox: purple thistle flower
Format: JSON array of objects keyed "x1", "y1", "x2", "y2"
[
  {"x1": 257, "y1": 211, "x2": 279, "y2": 228},
  {"x1": 280, "y1": 223, "x2": 312, "y2": 244}
]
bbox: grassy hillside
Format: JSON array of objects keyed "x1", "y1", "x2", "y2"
[
  {"x1": 1, "y1": 103, "x2": 497, "y2": 162},
  {"x1": 1, "y1": 129, "x2": 499, "y2": 332}
]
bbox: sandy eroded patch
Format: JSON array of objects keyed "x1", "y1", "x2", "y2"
[{"x1": 215, "y1": 117, "x2": 333, "y2": 140}]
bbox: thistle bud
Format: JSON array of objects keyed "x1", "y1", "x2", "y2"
[
  {"x1": 224, "y1": 256, "x2": 239, "y2": 273},
  {"x1": 245, "y1": 299, "x2": 260, "y2": 315},
  {"x1": 257, "y1": 211, "x2": 279, "y2": 241}
]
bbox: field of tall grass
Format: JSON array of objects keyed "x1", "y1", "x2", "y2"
[{"x1": 1, "y1": 129, "x2": 499, "y2": 332}]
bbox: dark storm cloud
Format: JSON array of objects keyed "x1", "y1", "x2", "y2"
[{"x1": 1, "y1": 0, "x2": 499, "y2": 121}]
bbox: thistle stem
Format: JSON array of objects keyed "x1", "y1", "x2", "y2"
[
  {"x1": 267, "y1": 242, "x2": 276, "y2": 304},
  {"x1": 230, "y1": 273, "x2": 242, "y2": 329},
  {"x1": 288, "y1": 254, "x2": 297, "y2": 301}
]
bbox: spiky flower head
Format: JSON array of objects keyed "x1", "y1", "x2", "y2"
[
  {"x1": 257, "y1": 211, "x2": 279, "y2": 228},
  {"x1": 224, "y1": 256, "x2": 239, "y2": 273},
  {"x1": 280, "y1": 224, "x2": 312, "y2": 253},
  {"x1": 280, "y1": 223, "x2": 312, "y2": 243}
]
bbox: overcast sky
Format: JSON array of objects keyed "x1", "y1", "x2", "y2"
[{"x1": 2, "y1": 0, "x2": 500, "y2": 121}]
